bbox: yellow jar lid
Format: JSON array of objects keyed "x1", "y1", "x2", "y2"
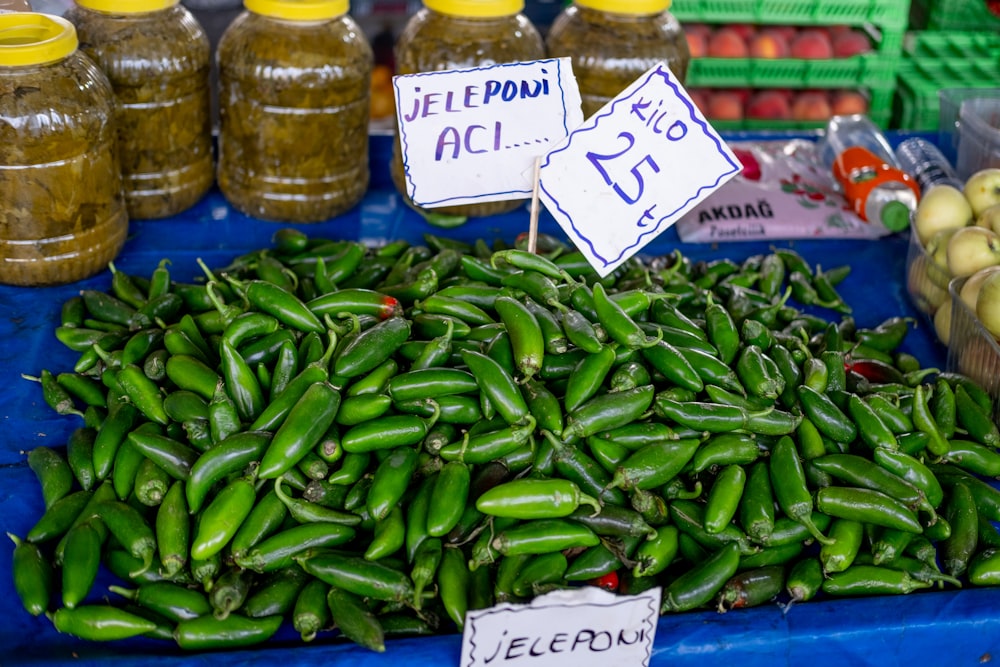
[
  {"x1": 74, "y1": 0, "x2": 178, "y2": 13},
  {"x1": 0, "y1": 13, "x2": 77, "y2": 67},
  {"x1": 245, "y1": 0, "x2": 348, "y2": 20},
  {"x1": 424, "y1": 0, "x2": 523, "y2": 18},
  {"x1": 576, "y1": 0, "x2": 671, "y2": 13}
]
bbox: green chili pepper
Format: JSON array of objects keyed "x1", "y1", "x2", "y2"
[
  {"x1": 786, "y1": 557, "x2": 824, "y2": 603},
  {"x1": 818, "y1": 518, "x2": 864, "y2": 574},
  {"x1": 174, "y1": 612, "x2": 282, "y2": 650},
  {"x1": 821, "y1": 564, "x2": 932, "y2": 596},
  {"x1": 190, "y1": 474, "x2": 257, "y2": 562},
  {"x1": 258, "y1": 381, "x2": 340, "y2": 479},
  {"x1": 815, "y1": 486, "x2": 922, "y2": 533},
  {"x1": 27, "y1": 446, "x2": 75, "y2": 510},
  {"x1": 612, "y1": 438, "x2": 701, "y2": 491},
  {"x1": 769, "y1": 435, "x2": 833, "y2": 545},
  {"x1": 493, "y1": 295, "x2": 545, "y2": 379},
  {"x1": 438, "y1": 546, "x2": 470, "y2": 630},
  {"x1": 9, "y1": 533, "x2": 53, "y2": 616},
  {"x1": 492, "y1": 518, "x2": 600, "y2": 556},
  {"x1": 940, "y1": 482, "x2": 979, "y2": 578},
  {"x1": 704, "y1": 464, "x2": 747, "y2": 534},
  {"x1": 955, "y1": 384, "x2": 1000, "y2": 448},
  {"x1": 661, "y1": 542, "x2": 741, "y2": 612},
  {"x1": 326, "y1": 587, "x2": 386, "y2": 653},
  {"x1": 51, "y1": 605, "x2": 158, "y2": 641},
  {"x1": 93, "y1": 500, "x2": 156, "y2": 576},
  {"x1": 62, "y1": 519, "x2": 104, "y2": 609},
  {"x1": 295, "y1": 551, "x2": 414, "y2": 603},
  {"x1": 912, "y1": 383, "x2": 950, "y2": 456}
]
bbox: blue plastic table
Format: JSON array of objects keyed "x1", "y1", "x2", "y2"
[{"x1": 3, "y1": 134, "x2": 996, "y2": 666}]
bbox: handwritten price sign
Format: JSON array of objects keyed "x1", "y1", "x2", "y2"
[
  {"x1": 538, "y1": 63, "x2": 741, "y2": 277},
  {"x1": 394, "y1": 58, "x2": 583, "y2": 209},
  {"x1": 460, "y1": 587, "x2": 660, "y2": 667}
]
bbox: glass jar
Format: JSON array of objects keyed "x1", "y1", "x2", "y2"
[
  {"x1": 546, "y1": 0, "x2": 690, "y2": 119},
  {"x1": 0, "y1": 13, "x2": 128, "y2": 286},
  {"x1": 391, "y1": 0, "x2": 545, "y2": 219},
  {"x1": 217, "y1": 0, "x2": 372, "y2": 223},
  {"x1": 67, "y1": 0, "x2": 213, "y2": 220}
]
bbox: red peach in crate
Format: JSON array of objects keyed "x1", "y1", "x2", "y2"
[
  {"x1": 790, "y1": 28, "x2": 835, "y2": 59},
  {"x1": 750, "y1": 29, "x2": 791, "y2": 59},
  {"x1": 830, "y1": 90, "x2": 869, "y2": 116},
  {"x1": 688, "y1": 89, "x2": 710, "y2": 116},
  {"x1": 707, "y1": 90, "x2": 745, "y2": 120},
  {"x1": 746, "y1": 90, "x2": 792, "y2": 120},
  {"x1": 791, "y1": 91, "x2": 832, "y2": 121},
  {"x1": 832, "y1": 30, "x2": 872, "y2": 57},
  {"x1": 708, "y1": 27, "x2": 749, "y2": 58},
  {"x1": 685, "y1": 24, "x2": 709, "y2": 58}
]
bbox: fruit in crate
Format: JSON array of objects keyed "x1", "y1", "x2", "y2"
[
  {"x1": 907, "y1": 168, "x2": 1000, "y2": 347},
  {"x1": 749, "y1": 29, "x2": 790, "y2": 58},
  {"x1": 946, "y1": 226, "x2": 1000, "y2": 278},
  {"x1": 830, "y1": 90, "x2": 869, "y2": 116},
  {"x1": 790, "y1": 28, "x2": 834, "y2": 59},
  {"x1": 976, "y1": 271, "x2": 1000, "y2": 338},
  {"x1": 960, "y1": 265, "x2": 1000, "y2": 310},
  {"x1": 913, "y1": 184, "x2": 975, "y2": 246},
  {"x1": 707, "y1": 27, "x2": 749, "y2": 58},
  {"x1": 746, "y1": 90, "x2": 791, "y2": 120},
  {"x1": 791, "y1": 90, "x2": 833, "y2": 121},
  {"x1": 963, "y1": 167, "x2": 1000, "y2": 217}
]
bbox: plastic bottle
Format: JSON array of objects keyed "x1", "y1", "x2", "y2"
[
  {"x1": 390, "y1": 0, "x2": 545, "y2": 219},
  {"x1": 893, "y1": 136, "x2": 965, "y2": 194},
  {"x1": 217, "y1": 0, "x2": 372, "y2": 223},
  {"x1": 0, "y1": 12, "x2": 128, "y2": 286},
  {"x1": 67, "y1": 0, "x2": 213, "y2": 220},
  {"x1": 545, "y1": 0, "x2": 690, "y2": 119},
  {"x1": 815, "y1": 114, "x2": 920, "y2": 233}
]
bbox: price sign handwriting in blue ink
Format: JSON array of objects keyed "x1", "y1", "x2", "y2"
[{"x1": 538, "y1": 63, "x2": 741, "y2": 277}]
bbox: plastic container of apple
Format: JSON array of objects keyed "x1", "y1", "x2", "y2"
[
  {"x1": 906, "y1": 163, "x2": 1000, "y2": 420},
  {"x1": 683, "y1": 22, "x2": 895, "y2": 129}
]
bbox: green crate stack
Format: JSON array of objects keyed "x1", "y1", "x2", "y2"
[
  {"x1": 909, "y1": 0, "x2": 1000, "y2": 30},
  {"x1": 674, "y1": 0, "x2": 910, "y2": 130},
  {"x1": 892, "y1": 32, "x2": 1000, "y2": 130}
]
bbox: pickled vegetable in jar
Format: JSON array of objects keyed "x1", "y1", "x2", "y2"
[
  {"x1": 217, "y1": 0, "x2": 372, "y2": 223},
  {"x1": 0, "y1": 13, "x2": 128, "y2": 286},
  {"x1": 67, "y1": 0, "x2": 213, "y2": 220},
  {"x1": 546, "y1": 0, "x2": 690, "y2": 119},
  {"x1": 391, "y1": 0, "x2": 545, "y2": 219}
]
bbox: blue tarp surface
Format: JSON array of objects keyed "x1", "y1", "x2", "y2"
[{"x1": 2, "y1": 134, "x2": 995, "y2": 666}]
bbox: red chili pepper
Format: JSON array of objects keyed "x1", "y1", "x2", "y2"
[
  {"x1": 843, "y1": 359, "x2": 903, "y2": 385},
  {"x1": 588, "y1": 570, "x2": 619, "y2": 592}
]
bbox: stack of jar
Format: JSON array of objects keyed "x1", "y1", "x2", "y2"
[{"x1": 1, "y1": 0, "x2": 691, "y2": 285}]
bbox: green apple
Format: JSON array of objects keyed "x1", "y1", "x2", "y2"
[
  {"x1": 946, "y1": 226, "x2": 1000, "y2": 278},
  {"x1": 925, "y1": 228, "x2": 957, "y2": 288},
  {"x1": 975, "y1": 270, "x2": 1000, "y2": 339},
  {"x1": 963, "y1": 167, "x2": 1000, "y2": 218},
  {"x1": 959, "y1": 264, "x2": 1000, "y2": 311},
  {"x1": 913, "y1": 184, "x2": 973, "y2": 246},
  {"x1": 933, "y1": 297, "x2": 952, "y2": 345},
  {"x1": 907, "y1": 253, "x2": 948, "y2": 314},
  {"x1": 978, "y1": 202, "x2": 1000, "y2": 235}
]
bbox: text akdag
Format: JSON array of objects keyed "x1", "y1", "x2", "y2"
[{"x1": 401, "y1": 72, "x2": 552, "y2": 161}]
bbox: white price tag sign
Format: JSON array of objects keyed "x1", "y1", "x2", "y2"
[
  {"x1": 460, "y1": 587, "x2": 660, "y2": 667},
  {"x1": 538, "y1": 63, "x2": 741, "y2": 277},
  {"x1": 393, "y1": 58, "x2": 584, "y2": 209}
]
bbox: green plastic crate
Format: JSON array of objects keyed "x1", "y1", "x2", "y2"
[
  {"x1": 893, "y1": 59, "x2": 1000, "y2": 129},
  {"x1": 902, "y1": 30, "x2": 1000, "y2": 60},
  {"x1": 672, "y1": 0, "x2": 911, "y2": 28},
  {"x1": 909, "y1": 0, "x2": 1000, "y2": 30},
  {"x1": 686, "y1": 25, "x2": 904, "y2": 89}
]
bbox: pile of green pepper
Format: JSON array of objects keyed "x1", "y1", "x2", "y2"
[{"x1": 12, "y1": 228, "x2": 1000, "y2": 652}]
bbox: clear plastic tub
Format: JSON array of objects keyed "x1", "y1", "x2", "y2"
[
  {"x1": 947, "y1": 275, "x2": 1000, "y2": 422},
  {"x1": 938, "y1": 87, "x2": 1000, "y2": 179}
]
